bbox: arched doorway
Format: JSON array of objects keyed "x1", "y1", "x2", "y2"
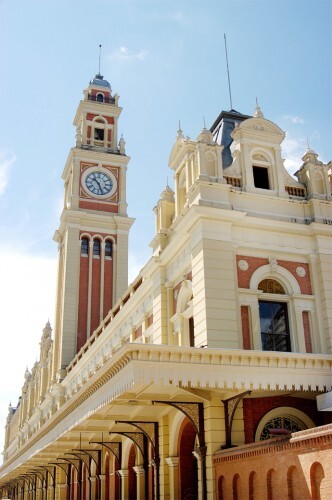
[
  {"x1": 179, "y1": 419, "x2": 198, "y2": 499},
  {"x1": 128, "y1": 444, "x2": 137, "y2": 500}
]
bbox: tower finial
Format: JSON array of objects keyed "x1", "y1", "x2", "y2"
[
  {"x1": 98, "y1": 44, "x2": 102, "y2": 75},
  {"x1": 203, "y1": 115, "x2": 206, "y2": 129},
  {"x1": 224, "y1": 34, "x2": 233, "y2": 110}
]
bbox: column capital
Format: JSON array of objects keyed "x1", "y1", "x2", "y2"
[
  {"x1": 133, "y1": 465, "x2": 145, "y2": 476},
  {"x1": 117, "y1": 469, "x2": 129, "y2": 478},
  {"x1": 165, "y1": 456, "x2": 179, "y2": 467}
]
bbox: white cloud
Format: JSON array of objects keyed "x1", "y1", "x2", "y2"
[
  {"x1": 0, "y1": 250, "x2": 57, "y2": 459},
  {"x1": 108, "y1": 46, "x2": 148, "y2": 62},
  {"x1": 282, "y1": 136, "x2": 306, "y2": 175},
  {"x1": 169, "y1": 11, "x2": 185, "y2": 23},
  {"x1": 0, "y1": 152, "x2": 16, "y2": 196},
  {"x1": 128, "y1": 250, "x2": 150, "y2": 283},
  {"x1": 282, "y1": 115, "x2": 305, "y2": 125}
]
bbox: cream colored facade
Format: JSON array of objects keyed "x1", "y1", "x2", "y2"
[{"x1": 1, "y1": 77, "x2": 331, "y2": 499}]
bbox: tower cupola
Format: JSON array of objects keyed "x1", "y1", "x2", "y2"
[{"x1": 74, "y1": 74, "x2": 121, "y2": 152}]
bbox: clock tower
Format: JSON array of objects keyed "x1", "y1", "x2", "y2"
[{"x1": 52, "y1": 74, "x2": 134, "y2": 377}]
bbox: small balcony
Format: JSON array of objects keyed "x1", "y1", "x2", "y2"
[{"x1": 87, "y1": 94, "x2": 116, "y2": 105}]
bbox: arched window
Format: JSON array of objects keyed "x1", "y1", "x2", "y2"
[
  {"x1": 255, "y1": 407, "x2": 314, "y2": 441},
  {"x1": 218, "y1": 475, "x2": 225, "y2": 500},
  {"x1": 249, "y1": 471, "x2": 257, "y2": 500},
  {"x1": 93, "y1": 239, "x2": 101, "y2": 256},
  {"x1": 310, "y1": 462, "x2": 324, "y2": 500},
  {"x1": 258, "y1": 279, "x2": 290, "y2": 352},
  {"x1": 105, "y1": 240, "x2": 112, "y2": 257},
  {"x1": 259, "y1": 279, "x2": 285, "y2": 294},
  {"x1": 81, "y1": 238, "x2": 89, "y2": 255},
  {"x1": 93, "y1": 117, "x2": 106, "y2": 142},
  {"x1": 96, "y1": 93, "x2": 104, "y2": 102},
  {"x1": 267, "y1": 469, "x2": 276, "y2": 500},
  {"x1": 287, "y1": 466, "x2": 300, "y2": 499},
  {"x1": 232, "y1": 473, "x2": 240, "y2": 500}
]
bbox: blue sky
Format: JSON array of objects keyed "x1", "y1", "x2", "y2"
[{"x1": 0, "y1": 0, "x2": 331, "y2": 459}]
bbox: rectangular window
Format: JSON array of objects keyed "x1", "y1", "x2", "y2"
[
  {"x1": 253, "y1": 166, "x2": 270, "y2": 189},
  {"x1": 259, "y1": 301, "x2": 291, "y2": 352}
]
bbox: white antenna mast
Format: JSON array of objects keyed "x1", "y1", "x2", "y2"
[{"x1": 224, "y1": 34, "x2": 233, "y2": 110}]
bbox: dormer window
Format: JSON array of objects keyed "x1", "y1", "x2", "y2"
[
  {"x1": 96, "y1": 93, "x2": 104, "y2": 102},
  {"x1": 253, "y1": 165, "x2": 270, "y2": 189},
  {"x1": 94, "y1": 128, "x2": 104, "y2": 141}
]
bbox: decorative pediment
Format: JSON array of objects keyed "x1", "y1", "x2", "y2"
[
  {"x1": 233, "y1": 117, "x2": 285, "y2": 143},
  {"x1": 168, "y1": 138, "x2": 187, "y2": 170}
]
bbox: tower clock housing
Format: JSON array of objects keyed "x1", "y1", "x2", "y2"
[{"x1": 52, "y1": 74, "x2": 134, "y2": 377}]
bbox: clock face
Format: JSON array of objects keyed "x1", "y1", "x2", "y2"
[{"x1": 85, "y1": 171, "x2": 113, "y2": 196}]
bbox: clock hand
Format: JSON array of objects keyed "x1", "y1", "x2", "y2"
[
  {"x1": 96, "y1": 179, "x2": 103, "y2": 194},
  {"x1": 94, "y1": 178, "x2": 103, "y2": 194}
]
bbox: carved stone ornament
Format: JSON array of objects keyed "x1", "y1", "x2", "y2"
[
  {"x1": 254, "y1": 124, "x2": 264, "y2": 131},
  {"x1": 296, "y1": 266, "x2": 306, "y2": 277},
  {"x1": 238, "y1": 259, "x2": 249, "y2": 271},
  {"x1": 269, "y1": 257, "x2": 278, "y2": 272},
  {"x1": 252, "y1": 153, "x2": 268, "y2": 162}
]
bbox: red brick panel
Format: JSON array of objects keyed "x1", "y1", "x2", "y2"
[
  {"x1": 77, "y1": 255, "x2": 89, "y2": 352},
  {"x1": 241, "y1": 306, "x2": 251, "y2": 350},
  {"x1": 236, "y1": 256, "x2": 268, "y2": 288},
  {"x1": 90, "y1": 255, "x2": 101, "y2": 335},
  {"x1": 103, "y1": 258, "x2": 113, "y2": 317},
  {"x1": 135, "y1": 325, "x2": 142, "y2": 340},
  {"x1": 86, "y1": 112, "x2": 114, "y2": 125},
  {"x1": 147, "y1": 314, "x2": 153, "y2": 327},
  {"x1": 79, "y1": 200, "x2": 118, "y2": 213},
  {"x1": 302, "y1": 311, "x2": 313, "y2": 353},
  {"x1": 236, "y1": 256, "x2": 312, "y2": 294},
  {"x1": 278, "y1": 260, "x2": 312, "y2": 294}
]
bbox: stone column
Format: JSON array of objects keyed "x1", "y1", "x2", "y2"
[
  {"x1": 88, "y1": 476, "x2": 96, "y2": 499},
  {"x1": 165, "y1": 457, "x2": 179, "y2": 500},
  {"x1": 133, "y1": 465, "x2": 146, "y2": 499},
  {"x1": 193, "y1": 446, "x2": 207, "y2": 500},
  {"x1": 55, "y1": 483, "x2": 67, "y2": 500},
  {"x1": 99, "y1": 474, "x2": 106, "y2": 500},
  {"x1": 118, "y1": 166, "x2": 128, "y2": 216},
  {"x1": 250, "y1": 303, "x2": 262, "y2": 350},
  {"x1": 117, "y1": 470, "x2": 129, "y2": 500}
]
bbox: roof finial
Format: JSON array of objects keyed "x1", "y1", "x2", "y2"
[
  {"x1": 98, "y1": 44, "x2": 102, "y2": 75},
  {"x1": 224, "y1": 34, "x2": 233, "y2": 110},
  {"x1": 306, "y1": 137, "x2": 310, "y2": 150},
  {"x1": 254, "y1": 97, "x2": 264, "y2": 118},
  {"x1": 177, "y1": 120, "x2": 184, "y2": 140},
  {"x1": 203, "y1": 115, "x2": 206, "y2": 129},
  {"x1": 166, "y1": 176, "x2": 169, "y2": 188}
]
